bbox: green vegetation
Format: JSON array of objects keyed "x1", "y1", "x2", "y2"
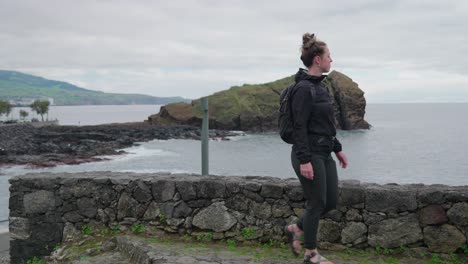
[
  {"x1": 226, "y1": 239, "x2": 237, "y2": 249},
  {"x1": 19, "y1": 109, "x2": 29, "y2": 121},
  {"x1": 52, "y1": 229, "x2": 468, "y2": 264},
  {"x1": 240, "y1": 227, "x2": 256, "y2": 240},
  {"x1": 26, "y1": 256, "x2": 43, "y2": 264},
  {"x1": 196, "y1": 232, "x2": 214, "y2": 242},
  {"x1": 81, "y1": 225, "x2": 93, "y2": 235},
  {"x1": 0, "y1": 70, "x2": 188, "y2": 105},
  {"x1": 155, "y1": 75, "x2": 295, "y2": 127},
  {"x1": 0, "y1": 100, "x2": 13, "y2": 118},
  {"x1": 159, "y1": 214, "x2": 167, "y2": 224},
  {"x1": 30, "y1": 100, "x2": 50, "y2": 121},
  {"x1": 110, "y1": 224, "x2": 121, "y2": 235},
  {"x1": 131, "y1": 223, "x2": 145, "y2": 234}
]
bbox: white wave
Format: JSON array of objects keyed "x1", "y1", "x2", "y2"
[
  {"x1": 117, "y1": 168, "x2": 192, "y2": 174},
  {"x1": 104, "y1": 146, "x2": 179, "y2": 161}
]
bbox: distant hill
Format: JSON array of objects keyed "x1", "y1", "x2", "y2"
[{"x1": 0, "y1": 70, "x2": 189, "y2": 105}]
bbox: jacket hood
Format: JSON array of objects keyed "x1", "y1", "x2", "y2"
[{"x1": 294, "y1": 68, "x2": 327, "y2": 83}]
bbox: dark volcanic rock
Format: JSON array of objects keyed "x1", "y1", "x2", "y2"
[{"x1": 0, "y1": 123, "x2": 237, "y2": 167}]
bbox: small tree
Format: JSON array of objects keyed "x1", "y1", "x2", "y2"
[
  {"x1": 20, "y1": 110, "x2": 29, "y2": 122},
  {"x1": 30, "y1": 100, "x2": 50, "y2": 122},
  {"x1": 0, "y1": 100, "x2": 13, "y2": 119}
]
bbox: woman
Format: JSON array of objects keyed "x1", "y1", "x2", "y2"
[{"x1": 284, "y1": 33, "x2": 348, "y2": 264}]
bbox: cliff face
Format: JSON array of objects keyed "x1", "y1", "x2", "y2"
[{"x1": 147, "y1": 70, "x2": 370, "y2": 131}]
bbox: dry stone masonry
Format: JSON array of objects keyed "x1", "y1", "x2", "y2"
[{"x1": 9, "y1": 172, "x2": 468, "y2": 263}]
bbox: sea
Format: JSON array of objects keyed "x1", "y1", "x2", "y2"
[{"x1": 1, "y1": 103, "x2": 468, "y2": 232}]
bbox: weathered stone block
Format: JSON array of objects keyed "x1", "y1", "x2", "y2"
[
  {"x1": 424, "y1": 224, "x2": 466, "y2": 253},
  {"x1": 143, "y1": 201, "x2": 161, "y2": 220},
  {"x1": 271, "y1": 199, "x2": 293, "y2": 218},
  {"x1": 418, "y1": 189, "x2": 446, "y2": 205},
  {"x1": 324, "y1": 209, "x2": 343, "y2": 222},
  {"x1": 77, "y1": 197, "x2": 97, "y2": 218},
  {"x1": 341, "y1": 222, "x2": 367, "y2": 245},
  {"x1": 117, "y1": 192, "x2": 139, "y2": 220},
  {"x1": 173, "y1": 201, "x2": 193, "y2": 218},
  {"x1": 192, "y1": 203, "x2": 237, "y2": 232},
  {"x1": 9, "y1": 217, "x2": 30, "y2": 240},
  {"x1": 318, "y1": 220, "x2": 341, "y2": 243},
  {"x1": 32, "y1": 223, "x2": 63, "y2": 242},
  {"x1": 345, "y1": 208, "x2": 362, "y2": 222},
  {"x1": 24, "y1": 190, "x2": 55, "y2": 214},
  {"x1": 63, "y1": 211, "x2": 84, "y2": 223},
  {"x1": 447, "y1": 203, "x2": 468, "y2": 227},
  {"x1": 175, "y1": 181, "x2": 196, "y2": 201},
  {"x1": 70, "y1": 181, "x2": 96, "y2": 198},
  {"x1": 133, "y1": 181, "x2": 152, "y2": 203},
  {"x1": 260, "y1": 184, "x2": 283, "y2": 199},
  {"x1": 419, "y1": 205, "x2": 448, "y2": 226},
  {"x1": 196, "y1": 180, "x2": 226, "y2": 199},
  {"x1": 368, "y1": 214, "x2": 423, "y2": 248},
  {"x1": 249, "y1": 201, "x2": 272, "y2": 219},
  {"x1": 365, "y1": 186, "x2": 417, "y2": 213},
  {"x1": 340, "y1": 186, "x2": 365, "y2": 206},
  {"x1": 284, "y1": 184, "x2": 303, "y2": 201}
]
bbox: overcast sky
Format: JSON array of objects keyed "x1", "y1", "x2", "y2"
[{"x1": 1, "y1": 0, "x2": 467, "y2": 103}]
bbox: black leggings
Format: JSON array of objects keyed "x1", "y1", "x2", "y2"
[{"x1": 291, "y1": 150, "x2": 338, "y2": 249}]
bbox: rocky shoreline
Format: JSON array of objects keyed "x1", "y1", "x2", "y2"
[{"x1": 0, "y1": 123, "x2": 239, "y2": 168}]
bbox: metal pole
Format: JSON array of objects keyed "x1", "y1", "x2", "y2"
[{"x1": 201, "y1": 97, "x2": 209, "y2": 176}]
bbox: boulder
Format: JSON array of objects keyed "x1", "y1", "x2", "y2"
[
  {"x1": 447, "y1": 203, "x2": 468, "y2": 227},
  {"x1": 341, "y1": 222, "x2": 367, "y2": 245},
  {"x1": 423, "y1": 224, "x2": 466, "y2": 253},
  {"x1": 318, "y1": 220, "x2": 341, "y2": 243},
  {"x1": 368, "y1": 214, "x2": 423, "y2": 248},
  {"x1": 419, "y1": 205, "x2": 448, "y2": 226},
  {"x1": 192, "y1": 203, "x2": 237, "y2": 232}
]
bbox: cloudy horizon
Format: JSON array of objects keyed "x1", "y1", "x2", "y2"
[{"x1": 1, "y1": 0, "x2": 467, "y2": 103}]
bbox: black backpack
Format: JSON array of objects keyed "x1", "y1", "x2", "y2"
[
  {"x1": 278, "y1": 81, "x2": 316, "y2": 144},
  {"x1": 278, "y1": 83, "x2": 297, "y2": 144}
]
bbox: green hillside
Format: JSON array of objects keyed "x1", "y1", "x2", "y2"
[{"x1": 0, "y1": 70, "x2": 188, "y2": 105}]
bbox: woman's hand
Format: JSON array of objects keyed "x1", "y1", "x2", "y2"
[
  {"x1": 335, "y1": 151, "x2": 348, "y2": 168},
  {"x1": 300, "y1": 162, "x2": 314, "y2": 180}
]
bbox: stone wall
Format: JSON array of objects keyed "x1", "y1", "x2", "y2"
[{"x1": 9, "y1": 172, "x2": 468, "y2": 263}]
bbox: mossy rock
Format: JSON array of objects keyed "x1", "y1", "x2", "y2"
[{"x1": 148, "y1": 71, "x2": 370, "y2": 131}]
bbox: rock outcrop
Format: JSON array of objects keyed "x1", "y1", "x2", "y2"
[
  {"x1": 0, "y1": 123, "x2": 238, "y2": 167},
  {"x1": 147, "y1": 71, "x2": 370, "y2": 131}
]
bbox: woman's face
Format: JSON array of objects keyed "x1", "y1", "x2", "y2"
[{"x1": 318, "y1": 46, "x2": 333, "y2": 73}]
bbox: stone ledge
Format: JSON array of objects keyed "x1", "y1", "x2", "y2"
[{"x1": 8, "y1": 172, "x2": 468, "y2": 263}]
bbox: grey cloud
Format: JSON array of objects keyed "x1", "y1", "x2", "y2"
[{"x1": 0, "y1": 0, "x2": 467, "y2": 101}]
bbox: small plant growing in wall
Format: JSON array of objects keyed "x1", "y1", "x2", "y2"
[
  {"x1": 81, "y1": 225, "x2": 93, "y2": 235},
  {"x1": 159, "y1": 214, "x2": 167, "y2": 224},
  {"x1": 100, "y1": 228, "x2": 110, "y2": 236},
  {"x1": 131, "y1": 223, "x2": 145, "y2": 234},
  {"x1": 226, "y1": 239, "x2": 237, "y2": 248},
  {"x1": 241, "y1": 227, "x2": 256, "y2": 240},
  {"x1": 111, "y1": 224, "x2": 121, "y2": 235},
  {"x1": 26, "y1": 256, "x2": 43, "y2": 264},
  {"x1": 196, "y1": 232, "x2": 214, "y2": 242}
]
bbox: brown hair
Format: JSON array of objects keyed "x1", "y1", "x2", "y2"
[{"x1": 300, "y1": 33, "x2": 327, "y2": 68}]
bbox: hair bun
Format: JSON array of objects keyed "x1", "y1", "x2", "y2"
[{"x1": 302, "y1": 33, "x2": 316, "y2": 49}]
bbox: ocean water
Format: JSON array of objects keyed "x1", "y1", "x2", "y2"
[{"x1": 1, "y1": 103, "x2": 468, "y2": 232}]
